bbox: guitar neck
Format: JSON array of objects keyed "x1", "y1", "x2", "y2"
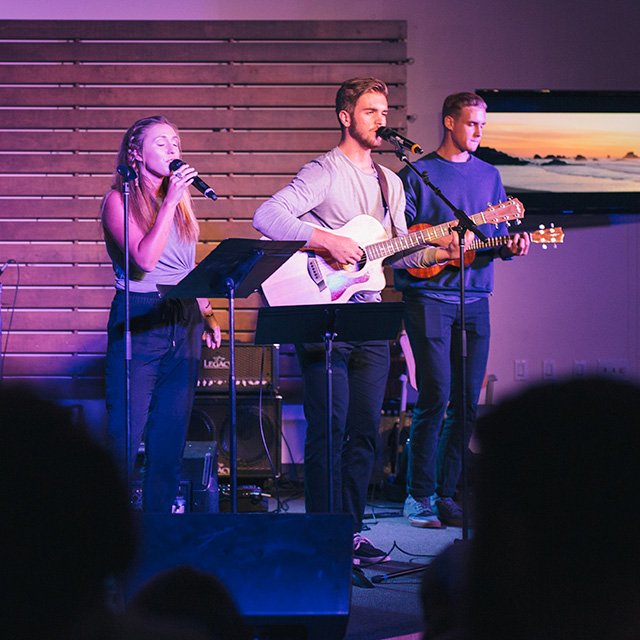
[
  {"x1": 365, "y1": 212, "x2": 487, "y2": 261},
  {"x1": 467, "y1": 234, "x2": 512, "y2": 252}
]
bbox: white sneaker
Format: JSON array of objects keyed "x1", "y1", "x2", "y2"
[{"x1": 403, "y1": 494, "x2": 443, "y2": 528}]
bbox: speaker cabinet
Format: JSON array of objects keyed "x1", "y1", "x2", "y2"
[
  {"x1": 197, "y1": 344, "x2": 279, "y2": 393},
  {"x1": 188, "y1": 394, "x2": 282, "y2": 479},
  {"x1": 126, "y1": 513, "x2": 352, "y2": 640}
]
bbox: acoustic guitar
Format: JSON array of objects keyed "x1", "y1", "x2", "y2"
[
  {"x1": 260, "y1": 198, "x2": 525, "y2": 306},
  {"x1": 406, "y1": 224, "x2": 564, "y2": 279}
]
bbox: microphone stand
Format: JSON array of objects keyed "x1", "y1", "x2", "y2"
[
  {"x1": 373, "y1": 142, "x2": 487, "y2": 585},
  {"x1": 324, "y1": 320, "x2": 338, "y2": 513},
  {"x1": 0, "y1": 260, "x2": 16, "y2": 381},
  {"x1": 117, "y1": 165, "x2": 137, "y2": 489},
  {"x1": 226, "y1": 277, "x2": 238, "y2": 514}
]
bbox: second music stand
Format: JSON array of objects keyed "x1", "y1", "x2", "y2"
[
  {"x1": 255, "y1": 302, "x2": 404, "y2": 512},
  {"x1": 167, "y1": 238, "x2": 303, "y2": 513}
]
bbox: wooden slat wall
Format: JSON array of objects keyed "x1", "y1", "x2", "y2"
[{"x1": 0, "y1": 20, "x2": 407, "y2": 399}]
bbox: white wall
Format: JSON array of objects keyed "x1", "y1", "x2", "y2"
[{"x1": 4, "y1": 0, "x2": 640, "y2": 400}]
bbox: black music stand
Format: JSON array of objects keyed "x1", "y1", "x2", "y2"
[
  {"x1": 166, "y1": 238, "x2": 304, "y2": 513},
  {"x1": 255, "y1": 302, "x2": 404, "y2": 512}
]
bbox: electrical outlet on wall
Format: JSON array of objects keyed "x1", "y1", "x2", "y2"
[
  {"x1": 542, "y1": 360, "x2": 556, "y2": 380},
  {"x1": 597, "y1": 359, "x2": 628, "y2": 377},
  {"x1": 514, "y1": 360, "x2": 528, "y2": 381},
  {"x1": 573, "y1": 360, "x2": 588, "y2": 377}
]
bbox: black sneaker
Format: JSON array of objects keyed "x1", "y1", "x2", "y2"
[
  {"x1": 353, "y1": 533, "x2": 390, "y2": 566},
  {"x1": 436, "y1": 496, "x2": 463, "y2": 527}
]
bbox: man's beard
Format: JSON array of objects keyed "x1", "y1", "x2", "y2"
[{"x1": 349, "y1": 124, "x2": 379, "y2": 150}]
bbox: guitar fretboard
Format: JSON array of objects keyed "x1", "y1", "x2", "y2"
[
  {"x1": 365, "y1": 211, "x2": 492, "y2": 261},
  {"x1": 468, "y1": 235, "x2": 513, "y2": 251}
]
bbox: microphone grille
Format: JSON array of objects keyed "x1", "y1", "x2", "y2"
[
  {"x1": 117, "y1": 164, "x2": 137, "y2": 181},
  {"x1": 169, "y1": 159, "x2": 185, "y2": 172}
]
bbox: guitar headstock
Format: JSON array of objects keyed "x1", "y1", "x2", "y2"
[
  {"x1": 479, "y1": 197, "x2": 526, "y2": 226},
  {"x1": 531, "y1": 224, "x2": 565, "y2": 248}
]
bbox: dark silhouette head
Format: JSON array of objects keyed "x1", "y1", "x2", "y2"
[
  {"x1": 130, "y1": 565, "x2": 253, "y2": 640},
  {"x1": 0, "y1": 383, "x2": 136, "y2": 638},
  {"x1": 470, "y1": 377, "x2": 640, "y2": 640}
]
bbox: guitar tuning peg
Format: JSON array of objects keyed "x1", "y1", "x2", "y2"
[
  {"x1": 538, "y1": 224, "x2": 545, "y2": 230},
  {"x1": 542, "y1": 243, "x2": 548, "y2": 250},
  {"x1": 515, "y1": 218, "x2": 521, "y2": 225},
  {"x1": 505, "y1": 220, "x2": 511, "y2": 227},
  {"x1": 550, "y1": 222, "x2": 555, "y2": 228}
]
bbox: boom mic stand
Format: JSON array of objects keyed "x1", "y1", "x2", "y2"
[{"x1": 373, "y1": 142, "x2": 489, "y2": 584}]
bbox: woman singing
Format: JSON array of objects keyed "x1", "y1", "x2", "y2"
[{"x1": 102, "y1": 115, "x2": 221, "y2": 512}]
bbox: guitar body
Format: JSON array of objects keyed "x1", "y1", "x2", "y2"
[
  {"x1": 405, "y1": 222, "x2": 564, "y2": 279},
  {"x1": 260, "y1": 215, "x2": 389, "y2": 306}
]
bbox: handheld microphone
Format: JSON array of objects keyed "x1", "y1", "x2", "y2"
[
  {"x1": 376, "y1": 127, "x2": 424, "y2": 155},
  {"x1": 169, "y1": 159, "x2": 218, "y2": 201},
  {"x1": 117, "y1": 164, "x2": 137, "y2": 182}
]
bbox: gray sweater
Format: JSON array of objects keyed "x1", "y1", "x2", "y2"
[{"x1": 253, "y1": 147, "x2": 440, "y2": 284}]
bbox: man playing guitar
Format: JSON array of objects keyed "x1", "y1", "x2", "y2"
[{"x1": 395, "y1": 92, "x2": 530, "y2": 529}]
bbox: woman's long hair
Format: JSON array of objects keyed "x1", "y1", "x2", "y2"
[{"x1": 111, "y1": 115, "x2": 199, "y2": 243}]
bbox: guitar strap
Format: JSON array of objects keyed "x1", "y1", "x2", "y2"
[{"x1": 373, "y1": 162, "x2": 397, "y2": 237}]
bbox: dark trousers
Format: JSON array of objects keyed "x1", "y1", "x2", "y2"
[
  {"x1": 404, "y1": 297, "x2": 490, "y2": 499},
  {"x1": 296, "y1": 340, "x2": 390, "y2": 534},
  {"x1": 105, "y1": 291, "x2": 203, "y2": 513}
]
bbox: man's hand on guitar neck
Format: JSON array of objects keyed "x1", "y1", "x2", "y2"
[
  {"x1": 432, "y1": 226, "x2": 474, "y2": 265},
  {"x1": 503, "y1": 231, "x2": 530, "y2": 257},
  {"x1": 310, "y1": 227, "x2": 364, "y2": 265}
]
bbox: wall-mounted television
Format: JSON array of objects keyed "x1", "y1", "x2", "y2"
[{"x1": 475, "y1": 90, "x2": 640, "y2": 216}]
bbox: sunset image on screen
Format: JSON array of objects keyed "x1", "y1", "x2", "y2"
[{"x1": 479, "y1": 112, "x2": 640, "y2": 192}]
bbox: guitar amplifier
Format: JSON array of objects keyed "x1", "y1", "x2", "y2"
[
  {"x1": 188, "y1": 393, "x2": 282, "y2": 480},
  {"x1": 197, "y1": 344, "x2": 279, "y2": 394}
]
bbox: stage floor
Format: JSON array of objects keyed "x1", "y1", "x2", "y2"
[{"x1": 267, "y1": 484, "x2": 462, "y2": 640}]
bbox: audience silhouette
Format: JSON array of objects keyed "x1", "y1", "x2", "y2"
[
  {"x1": 421, "y1": 376, "x2": 640, "y2": 640},
  {"x1": 131, "y1": 565, "x2": 253, "y2": 640},
  {"x1": 470, "y1": 376, "x2": 640, "y2": 640},
  {"x1": 1, "y1": 383, "x2": 239, "y2": 640},
  {"x1": 1, "y1": 383, "x2": 136, "y2": 638}
]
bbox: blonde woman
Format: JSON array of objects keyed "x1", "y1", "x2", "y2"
[{"x1": 103, "y1": 115, "x2": 221, "y2": 512}]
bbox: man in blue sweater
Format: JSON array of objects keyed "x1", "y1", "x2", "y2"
[{"x1": 395, "y1": 92, "x2": 530, "y2": 528}]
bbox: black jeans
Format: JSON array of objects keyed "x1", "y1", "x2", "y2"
[
  {"x1": 296, "y1": 340, "x2": 390, "y2": 534},
  {"x1": 105, "y1": 290, "x2": 203, "y2": 512},
  {"x1": 404, "y1": 297, "x2": 490, "y2": 499}
]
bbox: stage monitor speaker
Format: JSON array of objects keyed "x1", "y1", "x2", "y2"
[
  {"x1": 188, "y1": 394, "x2": 282, "y2": 479},
  {"x1": 125, "y1": 513, "x2": 352, "y2": 640}
]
